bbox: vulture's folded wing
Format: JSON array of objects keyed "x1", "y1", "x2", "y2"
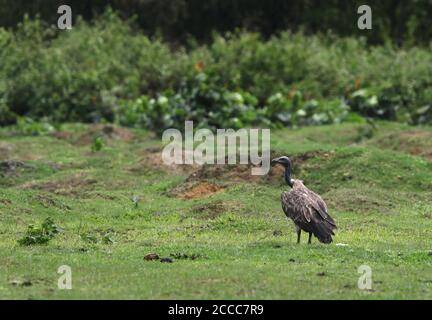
[{"x1": 282, "y1": 189, "x2": 337, "y2": 243}]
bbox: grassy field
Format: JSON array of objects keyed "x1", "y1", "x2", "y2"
[{"x1": 0, "y1": 122, "x2": 431, "y2": 299}]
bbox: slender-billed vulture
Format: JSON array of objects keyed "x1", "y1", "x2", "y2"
[{"x1": 271, "y1": 156, "x2": 337, "y2": 244}]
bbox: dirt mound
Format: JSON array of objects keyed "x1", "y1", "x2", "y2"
[
  {"x1": 0, "y1": 199, "x2": 12, "y2": 205},
  {"x1": 52, "y1": 124, "x2": 135, "y2": 145},
  {"x1": 174, "y1": 182, "x2": 224, "y2": 199},
  {"x1": 187, "y1": 163, "x2": 260, "y2": 183},
  {"x1": 163, "y1": 150, "x2": 332, "y2": 199},
  {"x1": 50, "y1": 131, "x2": 73, "y2": 141},
  {"x1": 0, "y1": 142, "x2": 13, "y2": 160},
  {"x1": 21, "y1": 173, "x2": 97, "y2": 197},
  {"x1": 0, "y1": 160, "x2": 28, "y2": 177},
  {"x1": 33, "y1": 194, "x2": 71, "y2": 210},
  {"x1": 183, "y1": 151, "x2": 330, "y2": 184},
  {"x1": 326, "y1": 188, "x2": 395, "y2": 213},
  {"x1": 191, "y1": 200, "x2": 241, "y2": 219},
  {"x1": 129, "y1": 149, "x2": 199, "y2": 175},
  {"x1": 371, "y1": 130, "x2": 432, "y2": 161}
]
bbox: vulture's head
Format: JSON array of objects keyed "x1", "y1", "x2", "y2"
[
  {"x1": 271, "y1": 156, "x2": 292, "y2": 168},
  {"x1": 271, "y1": 156, "x2": 294, "y2": 187}
]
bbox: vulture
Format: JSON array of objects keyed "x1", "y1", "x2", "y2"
[{"x1": 271, "y1": 156, "x2": 337, "y2": 244}]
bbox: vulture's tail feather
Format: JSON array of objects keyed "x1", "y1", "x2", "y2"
[{"x1": 313, "y1": 221, "x2": 335, "y2": 244}]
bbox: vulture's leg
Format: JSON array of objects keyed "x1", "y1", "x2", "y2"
[
  {"x1": 308, "y1": 232, "x2": 312, "y2": 244},
  {"x1": 296, "y1": 229, "x2": 301, "y2": 244}
]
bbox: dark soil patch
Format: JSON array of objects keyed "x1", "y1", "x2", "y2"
[
  {"x1": 0, "y1": 160, "x2": 33, "y2": 179},
  {"x1": 88, "y1": 192, "x2": 117, "y2": 200},
  {"x1": 191, "y1": 200, "x2": 240, "y2": 219},
  {"x1": 160, "y1": 257, "x2": 174, "y2": 263},
  {"x1": 129, "y1": 149, "x2": 199, "y2": 175},
  {"x1": 144, "y1": 253, "x2": 160, "y2": 261},
  {"x1": 134, "y1": 148, "x2": 332, "y2": 190},
  {"x1": 9, "y1": 279, "x2": 33, "y2": 287},
  {"x1": 187, "y1": 163, "x2": 264, "y2": 183},
  {"x1": 174, "y1": 182, "x2": 224, "y2": 199},
  {"x1": 184, "y1": 150, "x2": 333, "y2": 185},
  {"x1": 372, "y1": 130, "x2": 432, "y2": 161},
  {"x1": 163, "y1": 150, "x2": 333, "y2": 199},
  {"x1": 169, "y1": 253, "x2": 206, "y2": 260},
  {"x1": 326, "y1": 188, "x2": 395, "y2": 213},
  {"x1": 0, "y1": 199, "x2": 12, "y2": 205},
  {"x1": 33, "y1": 194, "x2": 71, "y2": 211},
  {"x1": 50, "y1": 131, "x2": 73, "y2": 141},
  {"x1": 22, "y1": 173, "x2": 97, "y2": 197},
  {"x1": 273, "y1": 230, "x2": 283, "y2": 237},
  {"x1": 0, "y1": 142, "x2": 13, "y2": 160}
]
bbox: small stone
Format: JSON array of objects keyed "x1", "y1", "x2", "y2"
[
  {"x1": 160, "y1": 257, "x2": 173, "y2": 263},
  {"x1": 22, "y1": 280, "x2": 32, "y2": 286},
  {"x1": 335, "y1": 243, "x2": 348, "y2": 247},
  {"x1": 9, "y1": 279, "x2": 32, "y2": 287},
  {"x1": 273, "y1": 230, "x2": 283, "y2": 237},
  {"x1": 9, "y1": 280, "x2": 22, "y2": 286},
  {"x1": 144, "y1": 253, "x2": 160, "y2": 261}
]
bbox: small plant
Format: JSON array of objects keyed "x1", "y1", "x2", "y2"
[
  {"x1": 18, "y1": 217, "x2": 63, "y2": 246},
  {"x1": 80, "y1": 230, "x2": 115, "y2": 245},
  {"x1": 91, "y1": 136, "x2": 105, "y2": 152},
  {"x1": 101, "y1": 233, "x2": 115, "y2": 244},
  {"x1": 132, "y1": 195, "x2": 139, "y2": 208},
  {"x1": 80, "y1": 233, "x2": 98, "y2": 244}
]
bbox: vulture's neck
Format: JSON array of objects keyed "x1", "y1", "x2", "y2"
[{"x1": 284, "y1": 164, "x2": 293, "y2": 188}]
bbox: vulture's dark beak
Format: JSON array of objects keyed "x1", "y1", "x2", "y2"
[{"x1": 271, "y1": 158, "x2": 280, "y2": 166}]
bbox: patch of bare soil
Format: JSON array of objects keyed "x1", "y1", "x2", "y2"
[
  {"x1": 174, "y1": 182, "x2": 225, "y2": 199},
  {"x1": 184, "y1": 151, "x2": 333, "y2": 185},
  {"x1": 50, "y1": 131, "x2": 73, "y2": 141},
  {"x1": 169, "y1": 252, "x2": 206, "y2": 260},
  {"x1": 0, "y1": 199, "x2": 12, "y2": 205},
  {"x1": 326, "y1": 188, "x2": 395, "y2": 213},
  {"x1": 21, "y1": 173, "x2": 97, "y2": 197},
  {"x1": 144, "y1": 253, "x2": 160, "y2": 261},
  {"x1": 191, "y1": 200, "x2": 241, "y2": 219},
  {"x1": 373, "y1": 130, "x2": 432, "y2": 161},
  {"x1": 0, "y1": 142, "x2": 13, "y2": 160},
  {"x1": 0, "y1": 160, "x2": 29, "y2": 177},
  {"x1": 86, "y1": 192, "x2": 117, "y2": 200},
  {"x1": 161, "y1": 150, "x2": 333, "y2": 199},
  {"x1": 51, "y1": 124, "x2": 135, "y2": 145},
  {"x1": 33, "y1": 194, "x2": 71, "y2": 211},
  {"x1": 129, "y1": 149, "x2": 200, "y2": 175}
]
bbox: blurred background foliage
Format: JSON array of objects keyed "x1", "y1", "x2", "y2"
[
  {"x1": 0, "y1": 1, "x2": 432, "y2": 132},
  {"x1": 2, "y1": 0, "x2": 432, "y2": 45}
]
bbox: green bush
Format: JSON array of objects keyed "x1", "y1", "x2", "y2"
[
  {"x1": 1, "y1": 10, "x2": 432, "y2": 130},
  {"x1": 18, "y1": 217, "x2": 63, "y2": 246}
]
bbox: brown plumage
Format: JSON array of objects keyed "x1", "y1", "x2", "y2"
[{"x1": 271, "y1": 156, "x2": 337, "y2": 244}]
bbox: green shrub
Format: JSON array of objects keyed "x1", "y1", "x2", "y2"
[
  {"x1": 1, "y1": 10, "x2": 432, "y2": 130},
  {"x1": 91, "y1": 136, "x2": 105, "y2": 152},
  {"x1": 18, "y1": 217, "x2": 63, "y2": 246}
]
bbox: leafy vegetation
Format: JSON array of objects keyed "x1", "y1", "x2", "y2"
[
  {"x1": 2, "y1": 1, "x2": 432, "y2": 46},
  {"x1": 1, "y1": 11, "x2": 432, "y2": 131},
  {"x1": 17, "y1": 217, "x2": 63, "y2": 246}
]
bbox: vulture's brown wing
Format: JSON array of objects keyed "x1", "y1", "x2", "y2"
[
  {"x1": 282, "y1": 189, "x2": 336, "y2": 243},
  {"x1": 304, "y1": 188, "x2": 337, "y2": 227}
]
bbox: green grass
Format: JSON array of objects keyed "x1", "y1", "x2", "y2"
[{"x1": 0, "y1": 122, "x2": 431, "y2": 299}]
